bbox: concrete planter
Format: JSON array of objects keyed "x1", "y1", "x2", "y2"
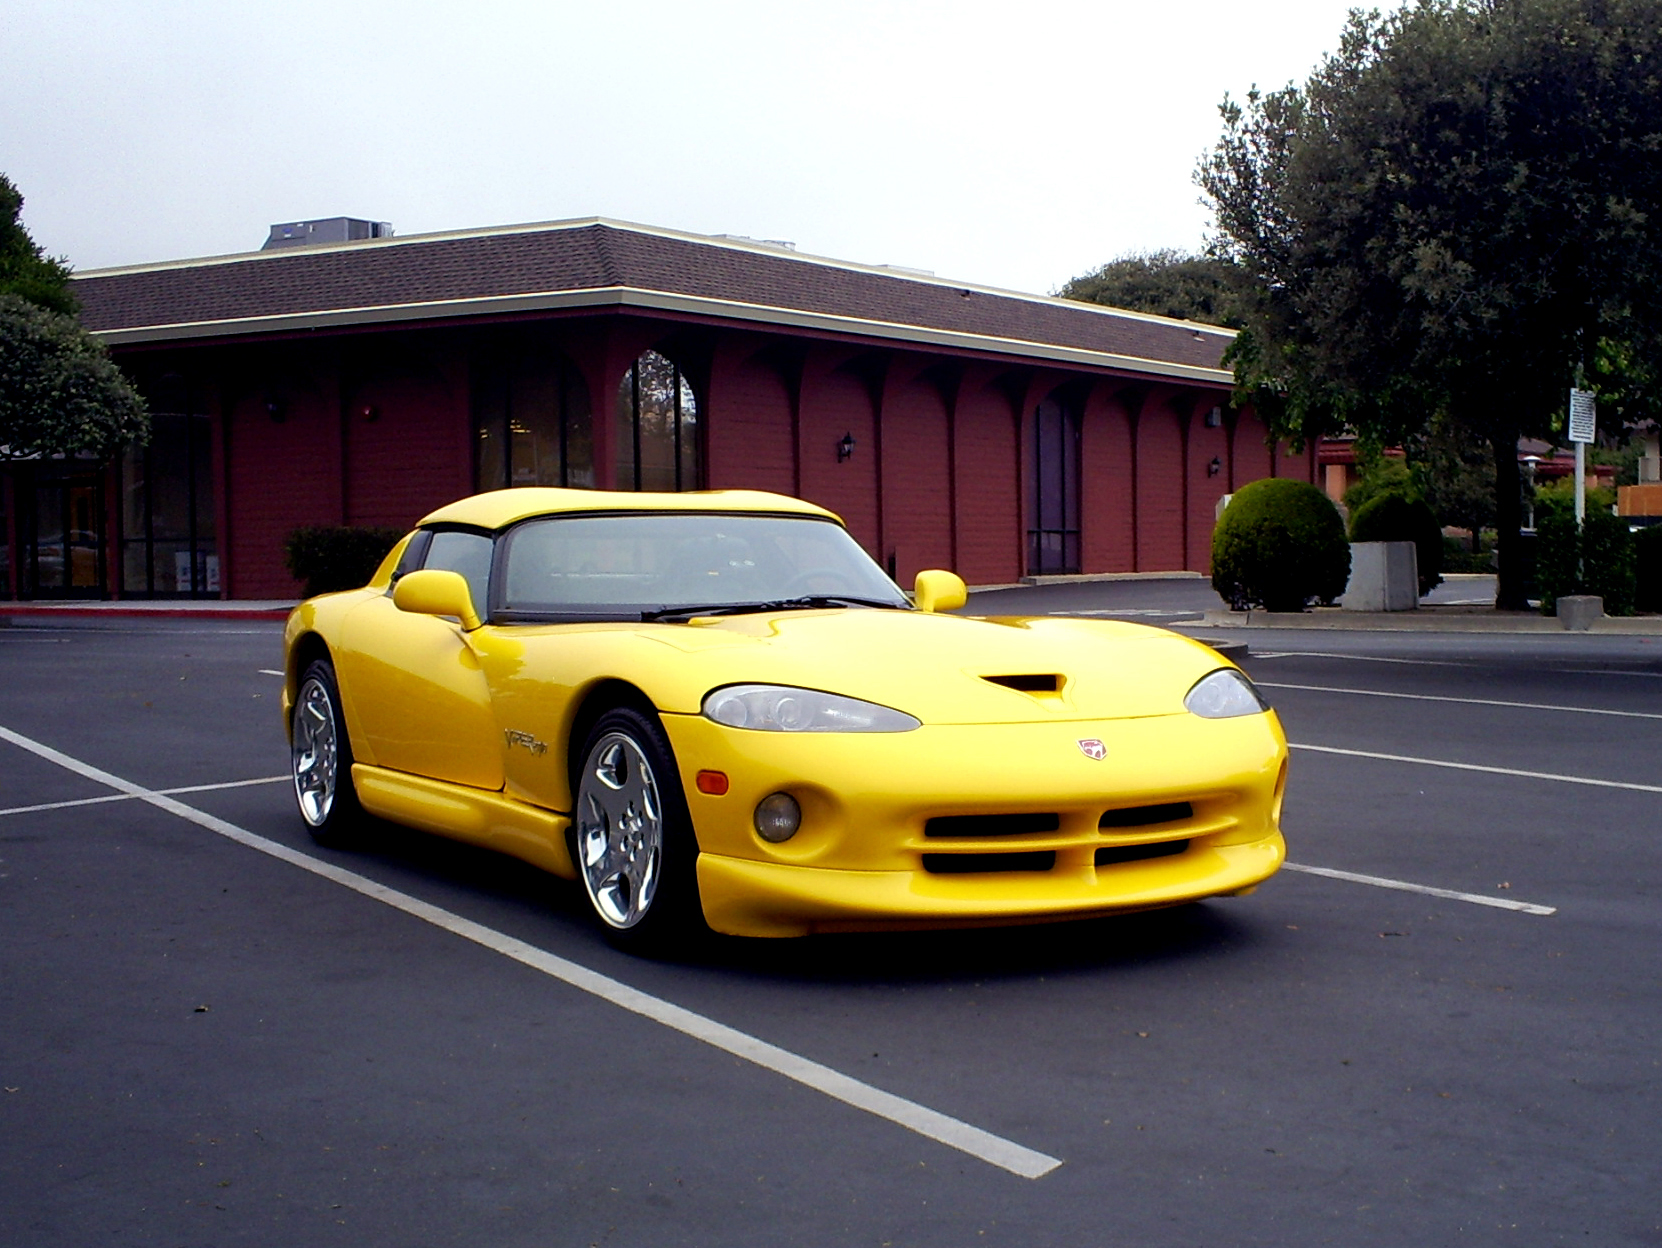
[
  {"x1": 1342, "y1": 541, "x2": 1419, "y2": 611},
  {"x1": 1556, "y1": 595, "x2": 1604, "y2": 631}
]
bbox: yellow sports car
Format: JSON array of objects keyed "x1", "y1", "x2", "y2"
[{"x1": 283, "y1": 488, "x2": 1286, "y2": 947}]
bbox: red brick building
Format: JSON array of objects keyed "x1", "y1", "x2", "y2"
[{"x1": 0, "y1": 217, "x2": 1316, "y2": 600}]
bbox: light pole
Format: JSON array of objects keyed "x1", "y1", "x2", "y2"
[{"x1": 1522, "y1": 455, "x2": 1542, "y2": 530}]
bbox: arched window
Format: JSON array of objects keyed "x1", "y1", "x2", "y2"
[
  {"x1": 473, "y1": 351, "x2": 593, "y2": 491},
  {"x1": 615, "y1": 350, "x2": 700, "y2": 491},
  {"x1": 1027, "y1": 391, "x2": 1082, "y2": 575}
]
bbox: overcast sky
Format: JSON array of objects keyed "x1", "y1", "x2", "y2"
[{"x1": 2, "y1": 0, "x2": 1387, "y2": 295}]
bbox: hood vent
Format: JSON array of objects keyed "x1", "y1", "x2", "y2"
[{"x1": 982, "y1": 673, "x2": 1061, "y2": 693}]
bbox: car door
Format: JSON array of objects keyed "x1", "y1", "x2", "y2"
[{"x1": 335, "y1": 527, "x2": 505, "y2": 791}]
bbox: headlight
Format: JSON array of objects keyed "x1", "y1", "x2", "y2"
[
  {"x1": 1184, "y1": 668, "x2": 1269, "y2": 719},
  {"x1": 702, "y1": 684, "x2": 921, "y2": 732}
]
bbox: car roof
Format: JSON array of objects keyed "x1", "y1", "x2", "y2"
[{"x1": 417, "y1": 487, "x2": 842, "y2": 531}]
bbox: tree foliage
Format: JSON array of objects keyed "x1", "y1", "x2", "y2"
[
  {"x1": 0, "y1": 174, "x2": 76, "y2": 316},
  {"x1": 0, "y1": 174, "x2": 146, "y2": 459},
  {"x1": 1057, "y1": 249, "x2": 1249, "y2": 327},
  {"x1": 0, "y1": 295, "x2": 149, "y2": 460},
  {"x1": 1198, "y1": 0, "x2": 1662, "y2": 607}
]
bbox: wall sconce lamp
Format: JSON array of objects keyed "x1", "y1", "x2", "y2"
[
  {"x1": 359, "y1": 403, "x2": 380, "y2": 423},
  {"x1": 837, "y1": 432, "x2": 856, "y2": 462},
  {"x1": 266, "y1": 398, "x2": 286, "y2": 423},
  {"x1": 1208, "y1": 456, "x2": 1223, "y2": 477},
  {"x1": 1205, "y1": 406, "x2": 1223, "y2": 428}
]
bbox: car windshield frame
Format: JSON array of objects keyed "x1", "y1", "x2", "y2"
[{"x1": 489, "y1": 509, "x2": 912, "y2": 624}]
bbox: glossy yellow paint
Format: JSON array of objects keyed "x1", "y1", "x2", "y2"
[
  {"x1": 282, "y1": 488, "x2": 1289, "y2": 938},
  {"x1": 696, "y1": 838, "x2": 1285, "y2": 937},
  {"x1": 913, "y1": 569, "x2": 967, "y2": 613},
  {"x1": 419, "y1": 485, "x2": 837, "y2": 531},
  {"x1": 393, "y1": 568, "x2": 481, "y2": 630},
  {"x1": 668, "y1": 708, "x2": 1286, "y2": 935},
  {"x1": 352, "y1": 763, "x2": 575, "y2": 878}
]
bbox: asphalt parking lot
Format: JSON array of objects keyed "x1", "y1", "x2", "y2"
[{"x1": 2, "y1": 604, "x2": 1659, "y2": 1246}]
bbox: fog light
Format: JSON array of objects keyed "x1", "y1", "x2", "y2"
[{"x1": 754, "y1": 792, "x2": 802, "y2": 843}]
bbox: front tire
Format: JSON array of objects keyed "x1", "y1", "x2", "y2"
[
  {"x1": 570, "y1": 706, "x2": 703, "y2": 950},
  {"x1": 291, "y1": 659, "x2": 363, "y2": 846}
]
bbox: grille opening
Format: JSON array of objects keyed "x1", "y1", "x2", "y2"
[
  {"x1": 1095, "y1": 839, "x2": 1190, "y2": 867},
  {"x1": 1099, "y1": 801, "x2": 1192, "y2": 829},
  {"x1": 982, "y1": 673, "x2": 1061, "y2": 693},
  {"x1": 923, "y1": 850, "x2": 1056, "y2": 874},
  {"x1": 924, "y1": 812, "x2": 1061, "y2": 839}
]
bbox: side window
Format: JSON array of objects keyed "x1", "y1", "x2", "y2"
[
  {"x1": 424, "y1": 530, "x2": 494, "y2": 619},
  {"x1": 390, "y1": 529, "x2": 432, "y2": 586}
]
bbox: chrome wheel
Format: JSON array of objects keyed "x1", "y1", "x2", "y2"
[
  {"x1": 575, "y1": 731, "x2": 664, "y2": 929},
  {"x1": 292, "y1": 674, "x2": 339, "y2": 828}
]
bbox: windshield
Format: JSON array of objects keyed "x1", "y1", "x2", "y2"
[{"x1": 498, "y1": 512, "x2": 910, "y2": 618}]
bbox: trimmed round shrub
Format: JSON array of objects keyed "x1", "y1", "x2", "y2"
[
  {"x1": 1348, "y1": 492, "x2": 1444, "y2": 595},
  {"x1": 1636, "y1": 525, "x2": 1662, "y2": 614},
  {"x1": 1212, "y1": 478, "x2": 1351, "y2": 612}
]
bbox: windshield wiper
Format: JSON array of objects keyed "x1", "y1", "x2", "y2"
[{"x1": 641, "y1": 595, "x2": 908, "y2": 623}]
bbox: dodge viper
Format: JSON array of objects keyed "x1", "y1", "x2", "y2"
[{"x1": 283, "y1": 488, "x2": 1286, "y2": 945}]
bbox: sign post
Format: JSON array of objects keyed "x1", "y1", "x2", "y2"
[{"x1": 1568, "y1": 388, "x2": 1597, "y2": 526}]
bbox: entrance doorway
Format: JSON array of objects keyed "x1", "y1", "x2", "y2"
[
  {"x1": 23, "y1": 466, "x2": 106, "y2": 598},
  {"x1": 1027, "y1": 393, "x2": 1082, "y2": 576}
]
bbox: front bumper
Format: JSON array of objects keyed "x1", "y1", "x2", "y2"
[
  {"x1": 662, "y1": 709, "x2": 1288, "y2": 937},
  {"x1": 697, "y1": 833, "x2": 1284, "y2": 936}
]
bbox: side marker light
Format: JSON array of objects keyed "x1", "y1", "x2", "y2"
[{"x1": 696, "y1": 770, "x2": 730, "y2": 796}]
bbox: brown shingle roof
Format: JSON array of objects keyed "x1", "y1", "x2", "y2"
[{"x1": 73, "y1": 218, "x2": 1232, "y2": 379}]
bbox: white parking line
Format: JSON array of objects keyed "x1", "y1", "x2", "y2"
[
  {"x1": 0, "y1": 722, "x2": 1061, "y2": 1181},
  {"x1": 1289, "y1": 742, "x2": 1662, "y2": 794},
  {"x1": 0, "y1": 775, "x2": 288, "y2": 818},
  {"x1": 1249, "y1": 652, "x2": 1662, "y2": 680},
  {"x1": 1260, "y1": 682, "x2": 1662, "y2": 721},
  {"x1": 1248, "y1": 652, "x2": 1476, "y2": 667},
  {"x1": 1282, "y1": 862, "x2": 1555, "y2": 915},
  {"x1": 258, "y1": 669, "x2": 284, "y2": 676}
]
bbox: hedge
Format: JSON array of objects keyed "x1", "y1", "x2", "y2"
[
  {"x1": 1534, "y1": 508, "x2": 1635, "y2": 616},
  {"x1": 1637, "y1": 525, "x2": 1662, "y2": 614},
  {"x1": 284, "y1": 525, "x2": 406, "y2": 598}
]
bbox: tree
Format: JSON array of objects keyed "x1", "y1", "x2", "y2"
[
  {"x1": 1198, "y1": 0, "x2": 1662, "y2": 608},
  {"x1": 1057, "y1": 249, "x2": 1249, "y2": 327},
  {"x1": 0, "y1": 295, "x2": 149, "y2": 460},
  {"x1": 0, "y1": 174, "x2": 76, "y2": 316},
  {"x1": 0, "y1": 174, "x2": 146, "y2": 459}
]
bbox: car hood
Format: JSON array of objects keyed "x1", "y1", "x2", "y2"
[{"x1": 505, "y1": 609, "x2": 1236, "y2": 724}]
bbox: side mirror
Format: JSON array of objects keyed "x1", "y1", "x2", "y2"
[
  {"x1": 393, "y1": 568, "x2": 482, "y2": 631},
  {"x1": 913, "y1": 569, "x2": 967, "y2": 614}
]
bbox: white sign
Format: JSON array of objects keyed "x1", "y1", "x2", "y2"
[{"x1": 1568, "y1": 389, "x2": 1597, "y2": 444}]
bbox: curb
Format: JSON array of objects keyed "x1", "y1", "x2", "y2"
[
  {"x1": 1198, "y1": 608, "x2": 1662, "y2": 635},
  {"x1": 1019, "y1": 571, "x2": 1205, "y2": 586},
  {"x1": 0, "y1": 603, "x2": 294, "y2": 623}
]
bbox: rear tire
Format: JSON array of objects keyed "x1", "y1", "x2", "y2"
[
  {"x1": 569, "y1": 706, "x2": 704, "y2": 952},
  {"x1": 291, "y1": 659, "x2": 363, "y2": 847}
]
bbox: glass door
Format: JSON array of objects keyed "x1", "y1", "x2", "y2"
[
  {"x1": 1027, "y1": 395, "x2": 1081, "y2": 576},
  {"x1": 25, "y1": 467, "x2": 106, "y2": 598}
]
